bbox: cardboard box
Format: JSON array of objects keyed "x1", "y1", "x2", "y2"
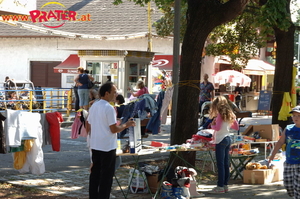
[
  {"x1": 243, "y1": 168, "x2": 280, "y2": 184},
  {"x1": 242, "y1": 124, "x2": 280, "y2": 141},
  {"x1": 146, "y1": 174, "x2": 159, "y2": 194},
  {"x1": 272, "y1": 167, "x2": 283, "y2": 181}
]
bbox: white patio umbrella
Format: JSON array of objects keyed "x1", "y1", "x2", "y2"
[{"x1": 213, "y1": 70, "x2": 251, "y2": 87}]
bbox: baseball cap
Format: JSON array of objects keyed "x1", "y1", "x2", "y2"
[{"x1": 289, "y1": 106, "x2": 300, "y2": 114}]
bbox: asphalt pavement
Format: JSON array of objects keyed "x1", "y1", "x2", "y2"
[{"x1": 0, "y1": 114, "x2": 291, "y2": 198}]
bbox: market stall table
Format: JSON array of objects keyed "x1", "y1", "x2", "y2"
[
  {"x1": 116, "y1": 147, "x2": 213, "y2": 198},
  {"x1": 230, "y1": 154, "x2": 257, "y2": 180}
]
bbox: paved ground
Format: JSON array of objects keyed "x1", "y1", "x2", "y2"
[{"x1": 0, "y1": 114, "x2": 290, "y2": 198}]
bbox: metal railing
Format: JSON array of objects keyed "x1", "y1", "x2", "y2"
[{"x1": 0, "y1": 88, "x2": 73, "y2": 116}]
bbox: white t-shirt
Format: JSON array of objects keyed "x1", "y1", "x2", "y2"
[{"x1": 87, "y1": 99, "x2": 117, "y2": 151}]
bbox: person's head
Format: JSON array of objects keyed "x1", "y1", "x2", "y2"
[
  {"x1": 77, "y1": 67, "x2": 84, "y2": 74},
  {"x1": 290, "y1": 106, "x2": 300, "y2": 127},
  {"x1": 84, "y1": 69, "x2": 89, "y2": 74},
  {"x1": 137, "y1": 80, "x2": 145, "y2": 89},
  {"x1": 99, "y1": 82, "x2": 117, "y2": 102},
  {"x1": 203, "y1": 73, "x2": 209, "y2": 81},
  {"x1": 116, "y1": 94, "x2": 125, "y2": 105},
  {"x1": 210, "y1": 96, "x2": 235, "y2": 123},
  {"x1": 5, "y1": 76, "x2": 9, "y2": 81},
  {"x1": 8, "y1": 91, "x2": 16, "y2": 98},
  {"x1": 236, "y1": 83, "x2": 240, "y2": 87}
]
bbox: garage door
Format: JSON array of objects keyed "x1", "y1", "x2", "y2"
[{"x1": 31, "y1": 61, "x2": 61, "y2": 87}]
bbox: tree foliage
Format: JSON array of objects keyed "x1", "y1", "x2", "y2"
[
  {"x1": 153, "y1": 0, "x2": 295, "y2": 68},
  {"x1": 114, "y1": 0, "x2": 297, "y2": 164}
]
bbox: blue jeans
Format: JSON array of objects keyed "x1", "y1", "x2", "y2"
[
  {"x1": 215, "y1": 136, "x2": 231, "y2": 187},
  {"x1": 78, "y1": 89, "x2": 89, "y2": 107}
]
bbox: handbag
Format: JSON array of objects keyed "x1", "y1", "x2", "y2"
[
  {"x1": 87, "y1": 79, "x2": 94, "y2": 89},
  {"x1": 128, "y1": 168, "x2": 148, "y2": 193}
]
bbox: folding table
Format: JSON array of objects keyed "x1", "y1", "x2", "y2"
[{"x1": 230, "y1": 154, "x2": 257, "y2": 180}]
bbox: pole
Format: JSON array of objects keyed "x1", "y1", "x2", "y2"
[
  {"x1": 298, "y1": 33, "x2": 300, "y2": 62},
  {"x1": 147, "y1": 2, "x2": 153, "y2": 93},
  {"x1": 147, "y1": 2, "x2": 152, "y2": 52},
  {"x1": 170, "y1": 0, "x2": 181, "y2": 143}
]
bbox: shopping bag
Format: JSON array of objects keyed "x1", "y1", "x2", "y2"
[
  {"x1": 129, "y1": 118, "x2": 141, "y2": 153},
  {"x1": 87, "y1": 79, "x2": 94, "y2": 89},
  {"x1": 128, "y1": 168, "x2": 148, "y2": 193}
]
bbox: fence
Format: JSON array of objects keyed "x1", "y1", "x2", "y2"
[{"x1": 0, "y1": 88, "x2": 73, "y2": 116}]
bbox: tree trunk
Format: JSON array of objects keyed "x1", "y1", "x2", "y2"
[
  {"x1": 170, "y1": 0, "x2": 249, "y2": 167},
  {"x1": 271, "y1": 0, "x2": 295, "y2": 129}
]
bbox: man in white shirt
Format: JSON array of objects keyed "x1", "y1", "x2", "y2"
[{"x1": 87, "y1": 82, "x2": 135, "y2": 199}]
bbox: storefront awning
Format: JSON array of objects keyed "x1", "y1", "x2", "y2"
[
  {"x1": 152, "y1": 55, "x2": 174, "y2": 71},
  {"x1": 53, "y1": 54, "x2": 79, "y2": 74},
  {"x1": 242, "y1": 59, "x2": 275, "y2": 75}
]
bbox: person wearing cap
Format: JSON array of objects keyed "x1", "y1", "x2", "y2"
[{"x1": 269, "y1": 105, "x2": 300, "y2": 198}]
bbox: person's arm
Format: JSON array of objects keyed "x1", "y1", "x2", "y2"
[
  {"x1": 74, "y1": 75, "x2": 82, "y2": 86},
  {"x1": 211, "y1": 113, "x2": 222, "y2": 131},
  {"x1": 130, "y1": 90, "x2": 138, "y2": 97},
  {"x1": 211, "y1": 90, "x2": 215, "y2": 100},
  {"x1": 89, "y1": 75, "x2": 94, "y2": 81},
  {"x1": 231, "y1": 119, "x2": 239, "y2": 130},
  {"x1": 109, "y1": 118, "x2": 135, "y2": 134},
  {"x1": 131, "y1": 88, "x2": 144, "y2": 97},
  {"x1": 86, "y1": 121, "x2": 91, "y2": 135},
  {"x1": 268, "y1": 129, "x2": 286, "y2": 163},
  {"x1": 210, "y1": 83, "x2": 215, "y2": 100}
]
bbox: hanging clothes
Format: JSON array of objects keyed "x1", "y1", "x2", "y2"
[
  {"x1": 0, "y1": 112, "x2": 7, "y2": 154},
  {"x1": 13, "y1": 139, "x2": 34, "y2": 170},
  {"x1": 5, "y1": 109, "x2": 39, "y2": 147},
  {"x1": 46, "y1": 112, "x2": 63, "y2": 152},
  {"x1": 146, "y1": 91, "x2": 165, "y2": 134},
  {"x1": 40, "y1": 113, "x2": 51, "y2": 146},
  {"x1": 4, "y1": 110, "x2": 45, "y2": 174},
  {"x1": 278, "y1": 92, "x2": 292, "y2": 121},
  {"x1": 121, "y1": 102, "x2": 136, "y2": 124},
  {"x1": 161, "y1": 87, "x2": 173, "y2": 124},
  {"x1": 71, "y1": 110, "x2": 88, "y2": 139},
  {"x1": 138, "y1": 94, "x2": 158, "y2": 116},
  {"x1": 17, "y1": 130, "x2": 45, "y2": 175}
]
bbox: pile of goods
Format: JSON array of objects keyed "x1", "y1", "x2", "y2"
[
  {"x1": 245, "y1": 162, "x2": 268, "y2": 170},
  {"x1": 230, "y1": 143, "x2": 259, "y2": 156},
  {"x1": 185, "y1": 129, "x2": 215, "y2": 150},
  {"x1": 161, "y1": 166, "x2": 203, "y2": 199},
  {"x1": 242, "y1": 131, "x2": 269, "y2": 142}
]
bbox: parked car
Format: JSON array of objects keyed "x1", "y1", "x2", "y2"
[{"x1": 0, "y1": 80, "x2": 41, "y2": 110}]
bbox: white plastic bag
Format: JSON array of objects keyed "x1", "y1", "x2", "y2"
[{"x1": 128, "y1": 168, "x2": 148, "y2": 193}]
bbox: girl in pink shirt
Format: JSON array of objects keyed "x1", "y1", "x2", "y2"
[{"x1": 209, "y1": 96, "x2": 239, "y2": 194}]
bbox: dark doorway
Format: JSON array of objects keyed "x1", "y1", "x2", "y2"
[{"x1": 30, "y1": 61, "x2": 61, "y2": 87}]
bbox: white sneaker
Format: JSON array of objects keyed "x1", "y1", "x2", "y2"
[
  {"x1": 209, "y1": 186, "x2": 225, "y2": 194},
  {"x1": 224, "y1": 185, "x2": 229, "y2": 193},
  {"x1": 110, "y1": 193, "x2": 116, "y2": 198}
]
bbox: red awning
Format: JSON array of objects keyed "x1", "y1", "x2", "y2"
[
  {"x1": 53, "y1": 54, "x2": 80, "y2": 74},
  {"x1": 152, "y1": 55, "x2": 174, "y2": 71}
]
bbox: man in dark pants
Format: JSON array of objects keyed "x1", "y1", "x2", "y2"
[
  {"x1": 199, "y1": 73, "x2": 215, "y2": 114},
  {"x1": 73, "y1": 85, "x2": 80, "y2": 111},
  {"x1": 234, "y1": 83, "x2": 243, "y2": 109},
  {"x1": 86, "y1": 82, "x2": 135, "y2": 199}
]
